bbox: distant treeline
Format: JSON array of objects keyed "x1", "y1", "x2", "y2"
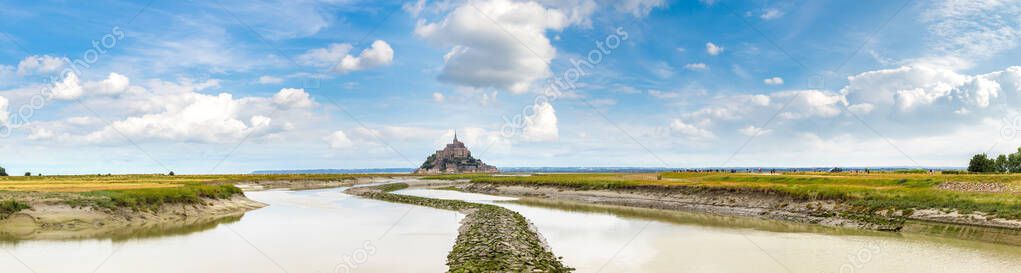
[{"x1": 968, "y1": 148, "x2": 1021, "y2": 173}]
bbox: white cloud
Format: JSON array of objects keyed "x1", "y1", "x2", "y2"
[
  {"x1": 272, "y1": 88, "x2": 315, "y2": 109},
  {"x1": 922, "y1": 0, "x2": 1021, "y2": 59},
  {"x1": 298, "y1": 40, "x2": 394, "y2": 74},
  {"x1": 738, "y1": 125, "x2": 772, "y2": 136},
  {"x1": 706, "y1": 42, "x2": 724, "y2": 56},
  {"x1": 684, "y1": 63, "x2": 708, "y2": 71},
  {"x1": 616, "y1": 0, "x2": 667, "y2": 17},
  {"x1": 522, "y1": 101, "x2": 559, "y2": 141},
  {"x1": 763, "y1": 77, "x2": 784, "y2": 85},
  {"x1": 773, "y1": 90, "x2": 846, "y2": 120},
  {"x1": 415, "y1": 0, "x2": 576, "y2": 93},
  {"x1": 17, "y1": 55, "x2": 66, "y2": 75},
  {"x1": 404, "y1": 0, "x2": 427, "y2": 17},
  {"x1": 298, "y1": 43, "x2": 354, "y2": 67},
  {"x1": 432, "y1": 92, "x2": 445, "y2": 103},
  {"x1": 213, "y1": 0, "x2": 331, "y2": 40},
  {"x1": 51, "y1": 72, "x2": 84, "y2": 100},
  {"x1": 760, "y1": 8, "x2": 784, "y2": 20},
  {"x1": 589, "y1": 98, "x2": 616, "y2": 106},
  {"x1": 50, "y1": 72, "x2": 134, "y2": 100},
  {"x1": 839, "y1": 64, "x2": 1021, "y2": 114},
  {"x1": 337, "y1": 40, "x2": 394, "y2": 73},
  {"x1": 84, "y1": 73, "x2": 130, "y2": 95},
  {"x1": 258, "y1": 75, "x2": 284, "y2": 84},
  {"x1": 28, "y1": 78, "x2": 319, "y2": 144},
  {"x1": 66, "y1": 116, "x2": 100, "y2": 126},
  {"x1": 652, "y1": 62, "x2": 675, "y2": 78},
  {"x1": 670, "y1": 119, "x2": 715, "y2": 140},
  {"x1": 648, "y1": 89, "x2": 681, "y2": 99},
  {"x1": 83, "y1": 92, "x2": 276, "y2": 143},
  {"x1": 0, "y1": 96, "x2": 8, "y2": 124},
  {"x1": 325, "y1": 130, "x2": 354, "y2": 149}
]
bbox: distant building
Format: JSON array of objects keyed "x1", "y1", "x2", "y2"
[{"x1": 414, "y1": 132, "x2": 498, "y2": 174}]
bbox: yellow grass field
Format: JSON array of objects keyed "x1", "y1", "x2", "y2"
[{"x1": 0, "y1": 174, "x2": 402, "y2": 192}]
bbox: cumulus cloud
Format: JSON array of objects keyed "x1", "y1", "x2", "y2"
[
  {"x1": 684, "y1": 63, "x2": 708, "y2": 71},
  {"x1": 706, "y1": 42, "x2": 724, "y2": 56},
  {"x1": 272, "y1": 88, "x2": 315, "y2": 109},
  {"x1": 841, "y1": 65, "x2": 1021, "y2": 114},
  {"x1": 763, "y1": 77, "x2": 784, "y2": 85},
  {"x1": 522, "y1": 101, "x2": 559, "y2": 141},
  {"x1": 773, "y1": 90, "x2": 847, "y2": 120},
  {"x1": 83, "y1": 92, "x2": 275, "y2": 143},
  {"x1": 84, "y1": 73, "x2": 131, "y2": 95},
  {"x1": 50, "y1": 72, "x2": 135, "y2": 100},
  {"x1": 670, "y1": 119, "x2": 715, "y2": 140},
  {"x1": 336, "y1": 40, "x2": 394, "y2": 74},
  {"x1": 17, "y1": 55, "x2": 67, "y2": 75},
  {"x1": 298, "y1": 40, "x2": 394, "y2": 73},
  {"x1": 258, "y1": 75, "x2": 284, "y2": 84},
  {"x1": 22, "y1": 78, "x2": 317, "y2": 144},
  {"x1": 666, "y1": 64, "x2": 1021, "y2": 147},
  {"x1": 325, "y1": 130, "x2": 354, "y2": 149},
  {"x1": 51, "y1": 73, "x2": 84, "y2": 100},
  {"x1": 432, "y1": 92, "x2": 445, "y2": 103},
  {"x1": 415, "y1": 0, "x2": 574, "y2": 93}
]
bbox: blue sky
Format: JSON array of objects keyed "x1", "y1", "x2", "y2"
[{"x1": 1, "y1": 0, "x2": 1020, "y2": 174}]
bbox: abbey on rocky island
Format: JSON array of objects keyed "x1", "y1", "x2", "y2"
[{"x1": 414, "y1": 133, "x2": 498, "y2": 174}]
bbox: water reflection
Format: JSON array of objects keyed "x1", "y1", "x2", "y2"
[
  {"x1": 0, "y1": 213, "x2": 244, "y2": 245},
  {"x1": 0, "y1": 188, "x2": 462, "y2": 273}
]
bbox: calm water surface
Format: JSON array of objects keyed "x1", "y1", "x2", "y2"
[
  {"x1": 397, "y1": 188, "x2": 1021, "y2": 273},
  {"x1": 3, "y1": 185, "x2": 1021, "y2": 273},
  {"x1": 1, "y1": 188, "x2": 462, "y2": 273}
]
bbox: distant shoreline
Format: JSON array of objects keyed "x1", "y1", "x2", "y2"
[{"x1": 253, "y1": 166, "x2": 968, "y2": 174}]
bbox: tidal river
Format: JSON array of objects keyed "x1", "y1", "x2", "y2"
[{"x1": 3, "y1": 185, "x2": 1021, "y2": 273}]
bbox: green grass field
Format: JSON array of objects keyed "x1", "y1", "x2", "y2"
[
  {"x1": 427, "y1": 172, "x2": 1021, "y2": 219},
  {"x1": 0, "y1": 174, "x2": 401, "y2": 212}
]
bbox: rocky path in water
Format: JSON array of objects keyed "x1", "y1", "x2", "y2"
[{"x1": 345, "y1": 183, "x2": 573, "y2": 273}]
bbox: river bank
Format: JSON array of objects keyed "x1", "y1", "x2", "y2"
[
  {"x1": 345, "y1": 183, "x2": 573, "y2": 273},
  {"x1": 0, "y1": 192, "x2": 264, "y2": 241},
  {"x1": 0, "y1": 174, "x2": 413, "y2": 241},
  {"x1": 459, "y1": 181, "x2": 1021, "y2": 232}
]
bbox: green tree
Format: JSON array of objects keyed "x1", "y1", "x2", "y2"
[
  {"x1": 1008, "y1": 148, "x2": 1021, "y2": 173},
  {"x1": 996, "y1": 154, "x2": 1009, "y2": 173},
  {"x1": 968, "y1": 154, "x2": 996, "y2": 173},
  {"x1": 0, "y1": 166, "x2": 7, "y2": 176},
  {"x1": 24, "y1": 172, "x2": 31, "y2": 176}
]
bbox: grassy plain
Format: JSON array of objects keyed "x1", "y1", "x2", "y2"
[
  {"x1": 0, "y1": 174, "x2": 399, "y2": 212},
  {"x1": 426, "y1": 172, "x2": 1021, "y2": 219}
]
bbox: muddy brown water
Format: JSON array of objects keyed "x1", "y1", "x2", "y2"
[{"x1": 3, "y1": 185, "x2": 1021, "y2": 273}]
